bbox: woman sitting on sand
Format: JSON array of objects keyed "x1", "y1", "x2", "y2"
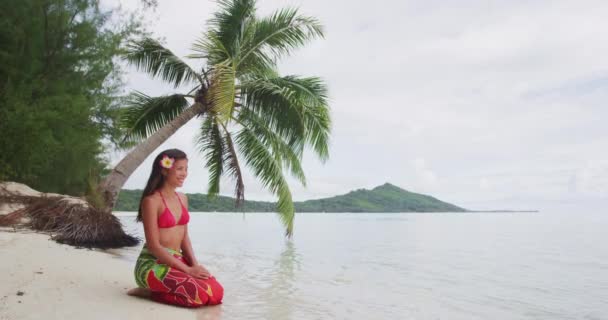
[{"x1": 127, "y1": 149, "x2": 223, "y2": 307}]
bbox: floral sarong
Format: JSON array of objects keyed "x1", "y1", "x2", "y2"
[{"x1": 134, "y1": 245, "x2": 223, "y2": 307}]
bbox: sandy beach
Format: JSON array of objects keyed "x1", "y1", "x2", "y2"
[{"x1": 0, "y1": 230, "x2": 222, "y2": 320}]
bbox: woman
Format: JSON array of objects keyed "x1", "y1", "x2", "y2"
[{"x1": 127, "y1": 149, "x2": 224, "y2": 307}]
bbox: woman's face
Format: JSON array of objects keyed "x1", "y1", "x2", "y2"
[{"x1": 163, "y1": 158, "x2": 188, "y2": 188}]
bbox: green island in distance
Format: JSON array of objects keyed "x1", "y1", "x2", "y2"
[{"x1": 114, "y1": 183, "x2": 538, "y2": 213}]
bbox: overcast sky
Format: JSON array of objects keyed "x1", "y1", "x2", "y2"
[{"x1": 108, "y1": 0, "x2": 608, "y2": 213}]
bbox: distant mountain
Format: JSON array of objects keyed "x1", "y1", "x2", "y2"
[
  {"x1": 114, "y1": 183, "x2": 467, "y2": 213},
  {"x1": 295, "y1": 183, "x2": 466, "y2": 212}
]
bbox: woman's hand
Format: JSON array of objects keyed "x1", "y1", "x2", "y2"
[{"x1": 186, "y1": 265, "x2": 211, "y2": 279}]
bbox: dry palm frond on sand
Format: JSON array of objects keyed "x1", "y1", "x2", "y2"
[{"x1": 0, "y1": 182, "x2": 139, "y2": 249}]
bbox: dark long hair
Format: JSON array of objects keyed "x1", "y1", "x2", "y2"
[{"x1": 136, "y1": 148, "x2": 188, "y2": 222}]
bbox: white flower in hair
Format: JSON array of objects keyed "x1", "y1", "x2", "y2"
[{"x1": 159, "y1": 155, "x2": 174, "y2": 169}]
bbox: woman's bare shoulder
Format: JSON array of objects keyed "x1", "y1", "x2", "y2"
[{"x1": 142, "y1": 192, "x2": 161, "y2": 209}]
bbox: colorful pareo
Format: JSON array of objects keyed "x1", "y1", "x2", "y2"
[{"x1": 134, "y1": 246, "x2": 223, "y2": 307}]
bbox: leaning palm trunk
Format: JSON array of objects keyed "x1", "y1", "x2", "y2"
[{"x1": 99, "y1": 101, "x2": 207, "y2": 212}]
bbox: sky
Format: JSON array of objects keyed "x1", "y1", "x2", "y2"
[{"x1": 107, "y1": 0, "x2": 608, "y2": 213}]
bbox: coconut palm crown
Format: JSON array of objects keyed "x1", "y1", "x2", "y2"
[{"x1": 101, "y1": 0, "x2": 331, "y2": 236}]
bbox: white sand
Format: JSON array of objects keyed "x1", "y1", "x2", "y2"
[{"x1": 0, "y1": 230, "x2": 223, "y2": 320}]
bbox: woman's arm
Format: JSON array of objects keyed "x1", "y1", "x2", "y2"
[{"x1": 141, "y1": 196, "x2": 193, "y2": 273}]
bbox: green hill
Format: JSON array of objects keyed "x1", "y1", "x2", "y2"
[
  {"x1": 296, "y1": 183, "x2": 466, "y2": 212},
  {"x1": 114, "y1": 183, "x2": 467, "y2": 213}
]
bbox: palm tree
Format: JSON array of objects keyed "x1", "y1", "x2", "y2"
[{"x1": 98, "y1": 0, "x2": 331, "y2": 236}]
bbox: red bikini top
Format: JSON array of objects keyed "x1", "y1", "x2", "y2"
[{"x1": 157, "y1": 191, "x2": 190, "y2": 228}]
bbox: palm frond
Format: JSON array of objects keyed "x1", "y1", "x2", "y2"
[
  {"x1": 239, "y1": 8, "x2": 324, "y2": 67},
  {"x1": 196, "y1": 116, "x2": 225, "y2": 198},
  {"x1": 125, "y1": 38, "x2": 202, "y2": 88},
  {"x1": 207, "y1": 61, "x2": 237, "y2": 121},
  {"x1": 208, "y1": 0, "x2": 256, "y2": 57},
  {"x1": 239, "y1": 75, "x2": 331, "y2": 161},
  {"x1": 190, "y1": 32, "x2": 231, "y2": 65},
  {"x1": 239, "y1": 78, "x2": 305, "y2": 147},
  {"x1": 303, "y1": 103, "x2": 331, "y2": 161},
  {"x1": 120, "y1": 92, "x2": 190, "y2": 143},
  {"x1": 236, "y1": 125, "x2": 295, "y2": 236},
  {"x1": 236, "y1": 108, "x2": 306, "y2": 186},
  {"x1": 236, "y1": 49, "x2": 277, "y2": 78},
  {"x1": 196, "y1": 116, "x2": 245, "y2": 206},
  {"x1": 220, "y1": 123, "x2": 245, "y2": 206}
]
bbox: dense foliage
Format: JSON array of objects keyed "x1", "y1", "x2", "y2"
[
  {"x1": 0, "y1": 0, "x2": 145, "y2": 195},
  {"x1": 115, "y1": 183, "x2": 467, "y2": 213}
]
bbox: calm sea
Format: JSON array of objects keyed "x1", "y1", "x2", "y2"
[{"x1": 116, "y1": 211, "x2": 608, "y2": 320}]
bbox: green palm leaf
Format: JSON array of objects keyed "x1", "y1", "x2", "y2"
[
  {"x1": 220, "y1": 123, "x2": 245, "y2": 206},
  {"x1": 120, "y1": 91, "x2": 190, "y2": 143},
  {"x1": 239, "y1": 75, "x2": 331, "y2": 161},
  {"x1": 236, "y1": 108, "x2": 306, "y2": 186},
  {"x1": 239, "y1": 8, "x2": 324, "y2": 68},
  {"x1": 207, "y1": 62, "x2": 237, "y2": 121},
  {"x1": 236, "y1": 125, "x2": 295, "y2": 236},
  {"x1": 196, "y1": 116, "x2": 246, "y2": 205},
  {"x1": 208, "y1": 0, "x2": 256, "y2": 58},
  {"x1": 125, "y1": 38, "x2": 202, "y2": 88},
  {"x1": 196, "y1": 116, "x2": 225, "y2": 197},
  {"x1": 190, "y1": 32, "x2": 231, "y2": 65}
]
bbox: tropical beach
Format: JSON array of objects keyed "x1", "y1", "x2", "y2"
[
  {"x1": 2, "y1": 0, "x2": 608, "y2": 319},
  {"x1": 3, "y1": 209, "x2": 608, "y2": 319}
]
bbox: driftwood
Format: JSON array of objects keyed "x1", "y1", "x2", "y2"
[{"x1": 0, "y1": 182, "x2": 139, "y2": 249}]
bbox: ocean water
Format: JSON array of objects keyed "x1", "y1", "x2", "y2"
[{"x1": 116, "y1": 211, "x2": 608, "y2": 320}]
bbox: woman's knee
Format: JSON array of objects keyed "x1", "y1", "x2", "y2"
[{"x1": 208, "y1": 278, "x2": 224, "y2": 304}]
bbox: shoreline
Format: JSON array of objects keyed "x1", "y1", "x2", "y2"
[{"x1": 0, "y1": 229, "x2": 221, "y2": 320}]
